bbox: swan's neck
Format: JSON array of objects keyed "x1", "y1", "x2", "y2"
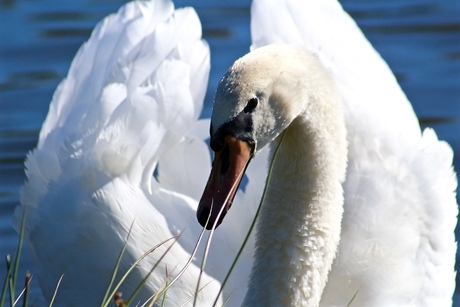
[{"x1": 244, "y1": 103, "x2": 347, "y2": 306}]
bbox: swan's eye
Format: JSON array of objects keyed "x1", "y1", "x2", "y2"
[{"x1": 244, "y1": 97, "x2": 258, "y2": 113}]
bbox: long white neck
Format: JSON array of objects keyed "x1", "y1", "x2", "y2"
[{"x1": 243, "y1": 92, "x2": 347, "y2": 306}]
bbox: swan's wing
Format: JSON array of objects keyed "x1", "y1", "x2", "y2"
[
  {"x1": 14, "y1": 1, "x2": 226, "y2": 305},
  {"x1": 250, "y1": 0, "x2": 457, "y2": 305},
  {"x1": 329, "y1": 128, "x2": 457, "y2": 306}
]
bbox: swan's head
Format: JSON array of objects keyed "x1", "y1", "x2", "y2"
[{"x1": 197, "y1": 45, "x2": 314, "y2": 229}]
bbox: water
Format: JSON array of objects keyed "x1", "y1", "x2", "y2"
[{"x1": 1, "y1": 0, "x2": 459, "y2": 305}]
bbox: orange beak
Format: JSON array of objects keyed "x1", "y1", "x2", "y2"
[{"x1": 197, "y1": 136, "x2": 253, "y2": 229}]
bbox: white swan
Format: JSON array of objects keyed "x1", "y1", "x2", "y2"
[
  {"x1": 15, "y1": 0, "x2": 457, "y2": 306},
  {"x1": 198, "y1": 44, "x2": 349, "y2": 306},
  {"x1": 197, "y1": 42, "x2": 457, "y2": 306}
]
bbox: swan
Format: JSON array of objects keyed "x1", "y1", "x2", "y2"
[
  {"x1": 198, "y1": 44, "x2": 349, "y2": 306},
  {"x1": 14, "y1": 0, "x2": 457, "y2": 306},
  {"x1": 197, "y1": 42, "x2": 457, "y2": 306}
]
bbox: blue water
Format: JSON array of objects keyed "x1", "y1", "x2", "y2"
[{"x1": 1, "y1": 0, "x2": 459, "y2": 305}]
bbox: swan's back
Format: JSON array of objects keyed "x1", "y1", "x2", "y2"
[
  {"x1": 15, "y1": 1, "x2": 220, "y2": 305},
  {"x1": 251, "y1": 0, "x2": 457, "y2": 305}
]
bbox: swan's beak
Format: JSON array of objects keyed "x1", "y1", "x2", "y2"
[{"x1": 197, "y1": 136, "x2": 253, "y2": 229}]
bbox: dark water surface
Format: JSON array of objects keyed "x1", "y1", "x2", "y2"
[{"x1": 1, "y1": 0, "x2": 459, "y2": 305}]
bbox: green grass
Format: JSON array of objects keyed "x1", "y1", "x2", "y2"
[{"x1": 1, "y1": 208, "x2": 29, "y2": 307}]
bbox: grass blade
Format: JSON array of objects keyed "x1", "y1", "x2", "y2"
[
  {"x1": 146, "y1": 268, "x2": 170, "y2": 307},
  {"x1": 22, "y1": 272, "x2": 31, "y2": 307},
  {"x1": 101, "y1": 221, "x2": 136, "y2": 305},
  {"x1": 159, "y1": 266, "x2": 169, "y2": 307},
  {"x1": 1, "y1": 255, "x2": 13, "y2": 307},
  {"x1": 147, "y1": 225, "x2": 208, "y2": 305},
  {"x1": 180, "y1": 281, "x2": 213, "y2": 307},
  {"x1": 347, "y1": 288, "x2": 360, "y2": 306},
  {"x1": 14, "y1": 272, "x2": 31, "y2": 307},
  {"x1": 125, "y1": 235, "x2": 180, "y2": 306},
  {"x1": 221, "y1": 290, "x2": 235, "y2": 306},
  {"x1": 48, "y1": 274, "x2": 64, "y2": 307},
  {"x1": 103, "y1": 235, "x2": 179, "y2": 307},
  {"x1": 193, "y1": 203, "x2": 217, "y2": 307},
  {"x1": 11, "y1": 209, "x2": 27, "y2": 296},
  {"x1": 3, "y1": 208, "x2": 28, "y2": 307}
]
